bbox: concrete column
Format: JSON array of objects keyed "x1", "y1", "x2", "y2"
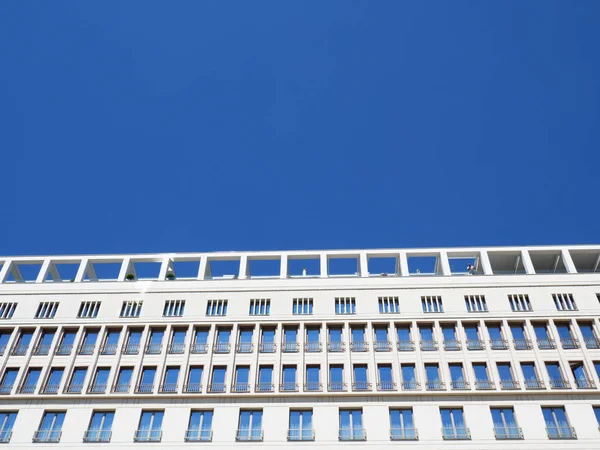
[
  {"x1": 479, "y1": 250, "x2": 493, "y2": 275},
  {"x1": 35, "y1": 259, "x2": 52, "y2": 283},
  {"x1": 439, "y1": 251, "x2": 451, "y2": 275},
  {"x1": 238, "y1": 255, "x2": 248, "y2": 279},
  {"x1": 320, "y1": 253, "x2": 328, "y2": 278},
  {"x1": 158, "y1": 257, "x2": 173, "y2": 280},
  {"x1": 0, "y1": 260, "x2": 12, "y2": 283},
  {"x1": 521, "y1": 250, "x2": 536, "y2": 274},
  {"x1": 561, "y1": 248, "x2": 577, "y2": 273},
  {"x1": 399, "y1": 252, "x2": 409, "y2": 276},
  {"x1": 359, "y1": 253, "x2": 369, "y2": 277},
  {"x1": 279, "y1": 255, "x2": 288, "y2": 279},
  {"x1": 118, "y1": 258, "x2": 133, "y2": 281},
  {"x1": 198, "y1": 257, "x2": 209, "y2": 280}
]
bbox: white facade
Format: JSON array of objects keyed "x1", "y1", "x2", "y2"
[{"x1": 0, "y1": 245, "x2": 599, "y2": 449}]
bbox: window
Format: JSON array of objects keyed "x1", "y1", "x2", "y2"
[
  {"x1": 161, "y1": 367, "x2": 179, "y2": 393},
  {"x1": 389, "y1": 409, "x2": 416, "y2": 440},
  {"x1": 350, "y1": 326, "x2": 366, "y2": 351},
  {"x1": 440, "y1": 408, "x2": 469, "y2": 439},
  {"x1": 497, "y1": 363, "x2": 518, "y2": 389},
  {"x1": 508, "y1": 294, "x2": 532, "y2": 312},
  {"x1": 396, "y1": 324, "x2": 414, "y2": 351},
  {"x1": 79, "y1": 328, "x2": 98, "y2": 355},
  {"x1": 425, "y1": 364, "x2": 443, "y2": 390},
  {"x1": 421, "y1": 296, "x2": 443, "y2": 313},
  {"x1": 237, "y1": 410, "x2": 263, "y2": 441},
  {"x1": 449, "y1": 363, "x2": 468, "y2": 390},
  {"x1": 102, "y1": 328, "x2": 120, "y2": 355},
  {"x1": 465, "y1": 295, "x2": 487, "y2": 312},
  {"x1": 249, "y1": 299, "x2": 270, "y2": 316},
  {"x1": 473, "y1": 363, "x2": 493, "y2": 389},
  {"x1": 0, "y1": 411, "x2": 17, "y2": 443},
  {"x1": 43, "y1": 367, "x2": 64, "y2": 394},
  {"x1": 56, "y1": 329, "x2": 77, "y2": 355},
  {"x1": 214, "y1": 328, "x2": 231, "y2": 353},
  {"x1": 464, "y1": 324, "x2": 484, "y2": 350},
  {"x1": 0, "y1": 330, "x2": 12, "y2": 355},
  {"x1": 553, "y1": 293, "x2": 577, "y2": 311},
  {"x1": 169, "y1": 328, "x2": 186, "y2": 353},
  {"x1": 234, "y1": 366, "x2": 250, "y2": 392},
  {"x1": 163, "y1": 300, "x2": 185, "y2": 317},
  {"x1": 209, "y1": 367, "x2": 226, "y2": 392},
  {"x1": 542, "y1": 407, "x2": 576, "y2": 439},
  {"x1": 90, "y1": 368, "x2": 110, "y2": 394},
  {"x1": 0, "y1": 369, "x2": 18, "y2": 395},
  {"x1": 137, "y1": 367, "x2": 156, "y2": 393},
  {"x1": 282, "y1": 326, "x2": 299, "y2": 352},
  {"x1": 206, "y1": 299, "x2": 227, "y2": 316},
  {"x1": 594, "y1": 406, "x2": 600, "y2": 429},
  {"x1": 0, "y1": 303, "x2": 17, "y2": 320},
  {"x1": 487, "y1": 323, "x2": 507, "y2": 349},
  {"x1": 378, "y1": 296, "x2": 399, "y2": 313},
  {"x1": 510, "y1": 323, "x2": 531, "y2": 350},
  {"x1": 534, "y1": 323, "x2": 555, "y2": 349},
  {"x1": 335, "y1": 297, "x2": 356, "y2": 315},
  {"x1": 545, "y1": 362, "x2": 569, "y2": 389},
  {"x1": 77, "y1": 301, "x2": 100, "y2": 318},
  {"x1": 578, "y1": 322, "x2": 600, "y2": 349},
  {"x1": 556, "y1": 323, "x2": 579, "y2": 349},
  {"x1": 123, "y1": 328, "x2": 142, "y2": 354},
  {"x1": 329, "y1": 365, "x2": 345, "y2": 391},
  {"x1": 289, "y1": 410, "x2": 313, "y2": 441},
  {"x1": 305, "y1": 327, "x2": 321, "y2": 352},
  {"x1": 146, "y1": 328, "x2": 164, "y2": 354},
  {"x1": 491, "y1": 408, "x2": 521, "y2": 439},
  {"x1": 192, "y1": 328, "x2": 209, "y2": 353},
  {"x1": 35, "y1": 329, "x2": 55, "y2": 355},
  {"x1": 20, "y1": 367, "x2": 41, "y2": 393},
  {"x1": 442, "y1": 324, "x2": 460, "y2": 350},
  {"x1": 305, "y1": 365, "x2": 321, "y2": 391},
  {"x1": 521, "y1": 362, "x2": 543, "y2": 389},
  {"x1": 257, "y1": 366, "x2": 273, "y2": 392},
  {"x1": 237, "y1": 328, "x2": 253, "y2": 353},
  {"x1": 34, "y1": 411, "x2": 65, "y2": 443},
  {"x1": 260, "y1": 328, "x2": 276, "y2": 353},
  {"x1": 120, "y1": 301, "x2": 142, "y2": 318},
  {"x1": 570, "y1": 362, "x2": 594, "y2": 389},
  {"x1": 184, "y1": 366, "x2": 203, "y2": 393},
  {"x1": 114, "y1": 367, "x2": 133, "y2": 393},
  {"x1": 419, "y1": 324, "x2": 437, "y2": 351},
  {"x1": 85, "y1": 411, "x2": 114, "y2": 442},
  {"x1": 281, "y1": 366, "x2": 297, "y2": 391},
  {"x1": 35, "y1": 302, "x2": 59, "y2": 319},
  {"x1": 328, "y1": 326, "x2": 344, "y2": 352},
  {"x1": 339, "y1": 409, "x2": 365, "y2": 440},
  {"x1": 293, "y1": 298, "x2": 313, "y2": 315},
  {"x1": 377, "y1": 364, "x2": 394, "y2": 391},
  {"x1": 135, "y1": 410, "x2": 163, "y2": 442},
  {"x1": 66, "y1": 367, "x2": 87, "y2": 393},
  {"x1": 186, "y1": 410, "x2": 213, "y2": 442},
  {"x1": 353, "y1": 364, "x2": 369, "y2": 391},
  {"x1": 374, "y1": 326, "x2": 391, "y2": 351},
  {"x1": 401, "y1": 364, "x2": 417, "y2": 390},
  {"x1": 12, "y1": 329, "x2": 33, "y2": 355}
]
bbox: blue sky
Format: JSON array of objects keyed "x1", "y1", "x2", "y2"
[{"x1": 1, "y1": 2, "x2": 598, "y2": 256}]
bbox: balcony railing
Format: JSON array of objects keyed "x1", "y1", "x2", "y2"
[
  {"x1": 88, "y1": 383, "x2": 107, "y2": 394},
  {"x1": 352, "y1": 381, "x2": 371, "y2": 391},
  {"x1": 328, "y1": 382, "x2": 347, "y2": 392},
  {"x1": 397, "y1": 340, "x2": 415, "y2": 351},
  {"x1": 145, "y1": 343, "x2": 162, "y2": 354},
  {"x1": 159, "y1": 383, "x2": 178, "y2": 393},
  {"x1": 0, "y1": 385, "x2": 12, "y2": 395},
  {"x1": 122, "y1": 344, "x2": 139, "y2": 355},
  {"x1": 236, "y1": 429, "x2": 263, "y2": 441},
  {"x1": 524, "y1": 379, "x2": 545, "y2": 390},
  {"x1": 377, "y1": 381, "x2": 396, "y2": 391},
  {"x1": 208, "y1": 383, "x2": 226, "y2": 393},
  {"x1": 282, "y1": 342, "x2": 299, "y2": 352},
  {"x1": 304, "y1": 382, "x2": 322, "y2": 392},
  {"x1": 280, "y1": 382, "x2": 299, "y2": 392},
  {"x1": 185, "y1": 429, "x2": 212, "y2": 442},
  {"x1": 513, "y1": 339, "x2": 532, "y2": 350},
  {"x1": 443, "y1": 339, "x2": 461, "y2": 351},
  {"x1": 55, "y1": 344, "x2": 73, "y2": 356},
  {"x1": 232, "y1": 383, "x2": 250, "y2": 393},
  {"x1": 489, "y1": 339, "x2": 509, "y2": 350},
  {"x1": 549, "y1": 379, "x2": 570, "y2": 389},
  {"x1": 169, "y1": 342, "x2": 185, "y2": 354},
  {"x1": 19, "y1": 384, "x2": 37, "y2": 394},
  {"x1": 420, "y1": 340, "x2": 438, "y2": 351},
  {"x1": 494, "y1": 426, "x2": 523, "y2": 439},
  {"x1": 574, "y1": 378, "x2": 595, "y2": 389},
  {"x1": 11, "y1": 344, "x2": 29, "y2": 356},
  {"x1": 374, "y1": 340, "x2": 392, "y2": 352},
  {"x1": 305, "y1": 342, "x2": 322, "y2": 352},
  {"x1": 101, "y1": 343, "x2": 118, "y2": 355},
  {"x1": 33, "y1": 430, "x2": 61, "y2": 443},
  {"x1": 451, "y1": 380, "x2": 470, "y2": 390},
  {"x1": 34, "y1": 344, "x2": 51, "y2": 356},
  {"x1": 183, "y1": 383, "x2": 202, "y2": 393},
  {"x1": 78, "y1": 344, "x2": 95, "y2": 355},
  {"x1": 112, "y1": 383, "x2": 130, "y2": 393},
  {"x1": 466, "y1": 339, "x2": 485, "y2": 350},
  {"x1": 475, "y1": 380, "x2": 495, "y2": 390},
  {"x1": 390, "y1": 427, "x2": 418, "y2": 440},
  {"x1": 260, "y1": 342, "x2": 277, "y2": 353},
  {"x1": 537, "y1": 338, "x2": 555, "y2": 349},
  {"x1": 546, "y1": 426, "x2": 577, "y2": 439},
  {"x1": 134, "y1": 430, "x2": 162, "y2": 442},
  {"x1": 560, "y1": 338, "x2": 579, "y2": 349},
  {"x1": 0, "y1": 345, "x2": 5, "y2": 356},
  {"x1": 442, "y1": 427, "x2": 471, "y2": 440},
  {"x1": 0, "y1": 430, "x2": 11, "y2": 443},
  {"x1": 350, "y1": 341, "x2": 368, "y2": 352},
  {"x1": 256, "y1": 383, "x2": 274, "y2": 392},
  {"x1": 65, "y1": 383, "x2": 83, "y2": 394},
  {"x1": 584, "y1": 337, "x2": 600, "y2": 349},
  {"x1": 236, "y1": 343, "x2": 253, "y2": 353},
  {"x1": 426, "y1": 381, "x2": 445, "y2": 391},
  {"x1": 214, "y1": 343, "x2": 231, "y2": 354},
  {"x1": 500, "y1": 379, "x2": 520, "y2": 390},
  {"x1": 401, "y1": 380, "x2": 420, "y2": 390},
  {"x1": 328, "y1": 341, "x2": 345, "y2": 352},
  {"x1": 41, "y1": 383, "x2": 60, "y2": 394},
  {"x1": 135, "y1": 383, "x2": 154, "y2": 393},
  {"x1": 287, "y1": 429, "x2": 315, "y2": 441},
  {"x1": 83, "y1": 430, "x2": 112, "y2": 442},
  {"x1": 339, "y1": 428, "x2": 366, "y2": 441},
  {"x1": 191, "y1": 342, "x2": 208, "y2": 353}
]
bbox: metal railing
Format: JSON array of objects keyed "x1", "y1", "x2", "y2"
[
  {"x1": 549, "y1": 379, "x2": 570, "y2": 389},
  {"x1": 122, "y1": 344, "x2": 139, "y2": 355},
  {"x1": 304, "y1": 342, "x2": 322, "y2": 352},
  {"x1": 101, "y1": 343, "x2": 117, "y2": 355},
  {"x1": 213, "y1": 343, "x2": 231, "y2": 354},
  {"x1": 34, "y1": 344, "x2": 51, "y2": 356},
  {"x1": 287, "y1": 429, "x2": 315, "y2": 441},
  {"x1": 475, "y1": 380, "x2": 495, "y2": 390},
  {"x1": 420, "y1": 340, "x2": 438, "y2": 351},
  {"x1": 377, "y1": 381, "x2": 396, "y2": 391},
  {"x1": 537, "y1": 338, "x2": 555, "y2": 349},
  {"x1": 65, "y1": 383, "x2": 83, "y2": 394},
  {"x1": 135, "y1": 383, "x2": 154, "y2": 393},
  {"x1": 524, "y1": 379, "x2": 545, "y2": 390},
  {"x1": 83, "y1": 430, "x2": 112, "y2": 442},
  {"x1": 236, "y1": 429, "x2": 263, "y2": 441},
  {"x1": 489, "y1": 339, "x2": 508, "y2": 350},
  {"x1": 280, "y1": 382, "x2": 299, "y2": 392},
  {"x1": 443, "y1": 340, "x2": 461, "y2": 351},
  {"x1": 232, "y1": 384, "x2": 250, "y2": 393},
  {"x1": 390, "y1": 427, "x2": 418, "y2": 440},
  {"x1": 88, "y1": 383, "x2": 107, "y2": 394},
  {"x1": 0, "y1": 430, "x2": 11, "y2": 443},
  {"x1": 401, "y1": 380, "x2": 420, "y2": 390},
  {"x1": 159, "y1": 383, "x2": 178, "y2": 393},
  {"x1": 145, "y1": 343, "x2": 162, "y2": 354},
  {"x1": 183, "y1": 383, "x2": 202, "y2": 393},
  {"x1": 500, "y1": 379, "x2": 520, "y2": 390},
  {"x1": 55, "y1": 344, "x2": 73, "y2": 356},
  {"x1": 11, "y1": 344, "x2": 29, "y2": 356},
  {"x1": 0, "y1": 385, "x2": 12, "y2": 395},
  {"x1": 451, "y1": 380, "x2": 470, "y2": 390},
  {"x1": 328, "y1": 341, "x2": 345, "y2": 352},
  {"x1": 192, "y1": 342, "x2": 208, "y2": 353},
  {"x1": 494, "y1": 426, "x2": 523, "y2": 439},
  {"x1": 260, "y1": 342, "x2": 277, "y2": 353},
  {"x1": 426, "y1": 381, "x2": 445, "y2": 391},
  {"x1": 328, "y1": 382, "x2": 347, "y2": 392},
  {"x1": 513, "y1": 339, "x2": 532, "y2": 350},
  {"x1": 442, "y1": 427, "x2": 471, "y2": 440},
  {"x1": 78, "y1": 343, "x2": 95, "y2": 355},
  {"x1": 339, "y1": 428, "x2": 366, "y2": 440},
  {"x1": 584, "y1": 337, "x2": 600, "y2": 349},
  {"x1": 374, "y1": 340, "x2": 392, "y2": 352},
  {"x1": 134, "y1": 430, "x2": 162, "y2": 442},
  {"x1": 560, "y1": 338, "x2": 579, "y2": 349},
  {"x1": 18, "y1": 384, "x2": 37, "y2": 394},
  {"x1": 352, "y1": 381, "x2": 371, "y2": 391},
  {"x1": 41, "y1": 383, "x2": 60, "y2": 394},
  {"x1": 112, "y1": 383, "x2": 130, "y2": 393},
  {"x1": 397, "y1": 340, "x2": 415, "y2": 351},
  {"x1": 236, "y1": 343, "x2": 253, "y2": 353},
  {"x1": 304, "y1": 382, "x2": 322, "y2": 392},
  {"x1": 0, "y1": 345, "x2": 5, "y2": 357},
  {"x1": 33, "y1": 430, "x2": 61, "y2": 443},
  {"x1": 546, "y1": 426, "x2": 577, "y2": 439},
  {"x1": 574, "y1": 378, "x2": 595, "y2": 389},
  {"x1": 185, "y1": 429, "x2": 212, "y2": 441},
  {"x1": 169, "y1": 342, "x2": 185, "y2": 354},
  {"x1": 282, "y1": 342, "x2": 299, "y2": 352},
  {"x1": 466, "y1": 339, "x2": 485, "y2": 350},
  {"x1": 208, "y1": 383, "x2": 226, "y2": 393},
  {"x1": 350, "y1": 341, "x2": 368, "y2": 352},
  {"x1": 256, "y1": 383, "x2": 274, "y2": 392}
]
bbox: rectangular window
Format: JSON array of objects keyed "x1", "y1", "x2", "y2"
[
  {"x1": 552, "y1": 293, "x2": 577, "y2": 311},
  {"x1": 442, "y1": 324, "x2": 460, "y2": 350},
  {"x1": 419, "y1": 324, "x2": 437, "y2": 351},
  {"x1": 425, "y1": 364, "x2": 443, "y2": 390},
  {"x1": 43, "y1": 367, "x2": 64, "y2": 394},
  {"x1": 160, "y1": 367, "x2": 179, "y2": 393},
  {"x1": 464, "y1": 324, "x2": 484, "y2": 350},
  {"x1": 374, "y1": 326, "x2": 391, "y2": 351},
  {"x1": 465, "y1": 295, "x2": 487, "y2": 312},
  {"x1": 594, "y1": 406, "x2": 600, "y2": 429},
  {"x1": 114, "y1": 367, "x2": 133, "y2": 393},
  {"x1": 449, "y1": 363, "x2": 468, "y2": 390},
  {"x1": 89, "y1": 368, "x2": 109, "y2": 394},
  {"x1": 389, "y1": 408, "x2": 416, "y2": 440},
  {"x1": 556, "y1": 323, "x2": 579, "y2": 349},
  {"x1": 184, "y1": 366, "x2": 203, "y2": 393},
  {"x1": 209, "y1": 367, "x2": 226, "y2": 392},
  {"x1": 377, "y1": 364, "x2": 394, "y2": 391},
  {"x1": 508, "y1": 294, "x2": 532, "y2": 312},
  {"x1": 249, "y1": 299, "x2": 270, "y2": 316},
  {"x1": 541, "y1": 407, "x2": 576, "y2": 439},
  {"x1": 570, "y1": 361, "x2": 594, "y2": 389},
  {"x1": 352, "y1": 364, "x2": 369, "y2": 391},
  {"x1": 421, "y1": 296, "x2": 443, "y2": 313},
  {"x1": 102, "y1": 328, "x2": 120, "y2": 355},
  {"x1": 56, "y1": 329, "x2": 77, "y2": 355},
  {"x1": 293, "y1": 298, "x2": 313, "y2": 315},
  {"x1": 289, "y1": 410, "x2": 313, "y2": 441},
  {"x1": 0, "y1": 368, "x2": 18, "y2": 395},
  {"x1": 350, "y1": 326, "x2": 366, "y2": 351},
  {"x1": 186, "y1": 410, "x2": 213, "y2": 442},
  {"x1": 214, "y1": 328, "x2": 231, "y2": 353},
  {"x1": 545, "y1": 362, "x2": 569, "y2": 389},
  {"x1": 123, "y1": 328, "x2": 142, "y2": 354},
  {"x1": 440, "y1": 408, "x2": 469, "y2": 440},
  {"x1": 137, "y1": 367, "x2": 156, "y2": 393},
  {"x1": 510, "y1": 323, "x2": 531, "y2": 350},
  {"x1": 66, "y1": 367, "x2": 87, "y2": 393},
  {"x1": 135, "y1": 410, "x2": 163, "y2": 442},
  {"x1": 335, "y1": 297, "x2": 356, "y2": 315},
  {"x1": 533, "y1": 322, "x2": 555, "y2": 349},
  {"x1": 77, "y1": 301, "x2": 100, "y2": 318},
  {"x1": 0, "y1": 303, "x2": 17, "y2": 320},
  {"x1": 85, "y1": 411, "x2": 114, "y2": 442},
  {"x1": 79, "y1": 328, "x2": 98, "y2": 355},
  {"x1": 0, "y1": 330, "x2": 12, "y2": 355},
  {"x1": 521, "y1": 362, "x2": 543, "y2": 389},
  {"x1": 378, "y1": 296, "x2": 399, "y2": 313},
  {"x1": 491, "y1": 407, "x2": 521, "y2": 439},
  {"x1": 329, "y1": 365, "x2": 345, "y2": 391},
  {"x1": 12, "y1": 329, "x2": 34, "y2": 355},
  {"x1": 146, "y1": 328, "x2": 164, "y2": 354},
  {"x1": 0, "y1": 411, "x2": 17, "y2": 443},
  {"x1": 281, "y1": 366, "x2": 297, "y2": 392},
  {"x1": 35, "y1": 329, "x2": 55, "y2": 355},
  {"x1": 206, "y1": 299, "x2": 227, "y2": 316},
  {"x1": 34, "y1": 411, "x2": 65, "y2": 443},
  {"x1": 578, "y1": 322, "x2": 600, "y2": 349},
  {"x1": 305, "y1": 327, "x2": 321, "y2": 352},
  {"x1": 306, "y1": 365, "x2": 321, "y2": 391},
  {"x1": 234, "y1": 366, "x2": 250, "y2": 392},
  {"x1": 237, "y1": 410, "x2": 263, "y2": 441},
  {"x1": 401, "y1": 364, "x2": 417, "y2": 390},
  {"x1": 192, "y1": 328, "x2": 209, "y2": 353},
  {"x1": 35, "y1": 302, "x2": 59, "y2": 319},
  {"x1": 283, "y1": 326, "x2": 299, "y2": 352},
  {"x1": 328, "y1": 326, "x2": 344, "y2": 352},
  {"x1": 339, "y1": 409, "x2": 365, "y2": 440},
  {"x1": 163, "y1": 300, "x2": 185, "y2": 317},
  {"x1": 487, "y1": 323, "x2": 508, "y2": 349},
  {"x1": 396, "y1": 324, "x2": 414, "y2": 351},
  {"x1": 21, "y1": 367, "x2": 41, "y2": 393},
  {"x1": 120, "y1": 301, "x2": 142, "y2": 318},
  {"x1": 257, "y1": 366, "x2": 273, "y2": 392},
  {"x1": 169, "y1": 328, "x2": 186, "y2": 353},
  {"x1": 260, "y1": 328, "x2": 276, "y2": 353},
  {"x1": 473, "y1": 363, "x2": 493, "y2": 389},
  {"x1": 497, "y1": 363, "x2": 518, "y2": 389}
]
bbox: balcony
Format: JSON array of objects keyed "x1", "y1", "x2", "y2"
[
  {"x1": 0, "y1": 430, "x2": 11, "y2": 443},
  {"x1": 134, "y1": 430, "x2": 162, "y2": 442},
  {"x1": 450, "y1": 380, "x2": 470, "y2": 390},
  {"x1": 443, "y1": 340, "x2": 461, "y2": 351},
  {"x1": 236, "y1": 343, "x2": 253, "y2": 353},
  {"x1": 546, "y1": 426, "x2": 577, "y2": 439},
  {"x1": 122, "y1": 344, "x2": 139, "y2": 355},
  {"x1": 288, "y1": 429, "x2": 314, "y2": 441},
  {"x1": 83, "y1": 430, "x2": 112, "y2": 442},
  {"x1": 500, "y1": 379, "x2": 520, "y2": 390},
  {"x1": 328, "y1": 382, "x2": 347, "y2": 392},
  {"x1": 112, "y1": 383, "x2": 130, "y2": 393},
  {"x1": 442, "y1": 427, "x2": 471, "y2": 440},
  {"x1": 168, "y1": 342, "x2": 185, "y2": 354},
  {"x1": 65, "y1": 383, "x2": 83, "y2": 394},
  {"x1": 426, "y1": 381, "x2": 445, "y2": 391},
  {"x1": 328, "y1": 341, "x2": 345, "y2": 352},
  {"x1": 397, "y1": 340, "x2": 415, "y2": 351},
  {"x1": 537, "y1": 338, "x2": 555, "y2": 350},
  {"x1": 513, "y1": 339, "x2": 532, "y2": 350},
  {"x1": 280, "y1": 382, "x2": 299, "y2": 392},
  {"x1": 145, "y1": 343, "x2": 162, "y2": 354},
  {"x1": 282, "y1": 342, "x2": 299, "y2": 353},
  {"x1": 135, "y1": 383, "x2": 154, "y2": 393},
  {"x1": 33, "y1": 430, "x2": 61, "y2": 443},
  {"x1": 185, "y1": 429, "x2": 212, "y2": 442},
  {"x1": 466, "y1": 339, "x2": 485, "y2": 350},
  {"x1": 33, "y1": 344, "x2": 51, "y2": 356},
  {"x1": 574, "y1": 378, "x2": 595, "y2": 389},
  {"x1": 420, "y1": 340, "x2": 438, "y2": 351},
  {"x1": 101, "y1": 343, "x2": 118, "y2": 355},
  {"x1": 304, "y1": 382, "x2": 322, "y2": 392},
  {"x1": 549, "y1": 379, "x2": 570, "y2": 389},
  {"x1": 256, "y1": 383, "x2": 274, "y2": 392},
  {"x1": 401, "y1": 380, "x2": 420, "y2": 390},
  {"x1": 11, "y1": 344, "x2": 29, "y2": 356},
  {"x1": 208, "y1": 383, "x2": 226, "y2": 393},
  {"x1": 88, "y1": 383, "x2": 107, "y2": 394},
  {"x1": 305, "y1": 342, "x2": 322, "y2": 353},
  {"x1": 377, "y1": 381, "x2": 396, "y2": 391},
  {"x1": 213, "y1": 343, "x2": 231, "y2": 354},
  {"x1": 390, "y1": 427, "x2": 418, "y2": 440},
  {"x1": 524, "y1": 379, "x2": 545, "y2": 390},
  {"x1": 352, "y1": 381, "x2": 371, "y2": 391},
  {"x1": 159, "y1": 383, "x2": 178, "y2": 393},
  {"x1": 494, "y1": 426, "x2": 523, "y2": 440},
  {"x1": 0, "y1": 385, "x2": 12, "y2": 395},
  {"x1": 584, "y1": 337, "x2": 600, "y2": 349},
  {"x1": 55, "y1": 344, "x2": 73, "y2": 356},
  {"x1": 350, "y1": 341, "x2": 368, "y2": 352},
  {"x1": 191, "y1": 342, "x2": 208, "y2": 353},
  {"x1": 475, "y1": 380, "x2": 495, "y2": 390},
  {"x1": 260, "y1": 342, "x2": 277, "y2": 353},
  {"x1": 78, "y1": 344, "x2": 95, "y2": 355},
  {"x1": 489, "y1": 339, "x2": 509, "y2": 350},
  {"x1": 339, "y1": 428, "x2": 366, "y2": 441},
  {"x1": 560, "y1": 338, "x2": 579, "y2": 349},
  {"x1": 41, "y1": 383, "x2": 60, "y2": 394},
  {"x1": 374, "y1": 340, "x2": 392, "y2": 352},
  {"x1": 183, "y1": 383, "x2": 202, "y2": 393},
  {"x1": 232, "y1": 383, "x2": 250, "y2": 393},
  {"x1": 236, "y1": 428, "x2": 263, "y2": 442}
]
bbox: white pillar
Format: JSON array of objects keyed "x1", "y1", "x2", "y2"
[
  {"x1": 158, "y1": 257, "x2": 172, "y2": 280},
  {"x1": 238, "y1": 255, "x2": 248, "y2": 279},
  {"x1": 320, "y1": 254, "x2": 328, "y2": 278},
  {"x1": 0, "y1": 260, "x2": 12, "y2": 283},
  {"x1": 198, "y1": 257, "x2": 208, "y2": 280},
  {"x1": 35, "y1": 259, "x2": 52, "y2": 283},
  {"x1": 479, "y1": 251, "x2": 493, "y2": 275},
  {"x1": 359, "y1": 253, "x2": 369, "y2": 277},
  {"x1": 439, "y1": 252, "x2": 451, "y2": 276},
  {"x1": 399, "y1": 252, "x2": 409, "y2": 276},
  {"x1": 561, "y1": 249, "x2": 577, "y2": 274},
  {"x1": 521, "y1": 250, "x2": 535, "y2": 274},
  {"x1": 118, "y1": 258, "x2": 134, "y2": 281},
  {"x1": 280, "y1": 255, "x2": 288, "y2": 279}
]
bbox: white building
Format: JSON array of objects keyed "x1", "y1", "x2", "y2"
[{"x1": 0, "y1": 245, "x2": 600, "y2": 449}]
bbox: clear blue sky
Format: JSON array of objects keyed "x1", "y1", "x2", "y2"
[{"x1": 1, "y1": 2, "x2": 598, "y2": 256}]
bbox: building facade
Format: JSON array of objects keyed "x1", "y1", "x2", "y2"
[{"x1": 0, "y1": 245, "x2": 599, "y2": 449}]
